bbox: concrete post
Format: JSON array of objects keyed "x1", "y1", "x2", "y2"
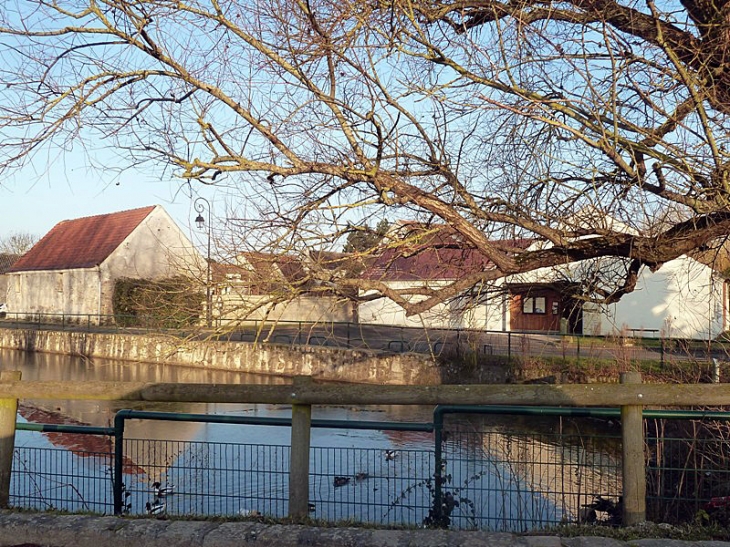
[
  {"x1": 289, "y1": 377, "x2": 312, "y2": 519},
  {"x1": 621, "y1": 371, "x2": 646, "y2": 525},
  {"x1": 0, "y1": 370, "x2": 21, "y2": 509}
]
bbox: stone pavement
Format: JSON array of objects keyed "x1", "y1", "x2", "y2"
[{"x1": 1, "y1": 513, "x2": 730, "y2": 547}]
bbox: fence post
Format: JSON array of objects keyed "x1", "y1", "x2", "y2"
[
  {"x1": 0, "y1": 370, "x2": 21, "y2": 509},
  {"x1": 113, "y1": 412, "x2": 126, "y2": 515},
  {"x1": 289, "y1": 377, "x2": 312, "y2": 519},
  {"x1": 621, "y1": 371, "x2": 646, "y2": 526},
  {"x1": 432, "y1": 407, "x2": 445, "y2": 525},
  {"x1": 660, "y1": 338, "x2": 665, "y2": 368}
]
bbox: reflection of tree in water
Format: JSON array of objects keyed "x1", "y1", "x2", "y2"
[{"x1": 442, "y1": 414, "x2": 622, "y2": 528}]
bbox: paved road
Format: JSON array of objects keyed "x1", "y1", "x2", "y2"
[{"x1": 1, "y1": 512, "x2": 729, "y2": 547}]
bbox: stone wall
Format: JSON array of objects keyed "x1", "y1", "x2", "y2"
[{"x1": 0, "y1": 327, "x2": 513, "y2": 385}]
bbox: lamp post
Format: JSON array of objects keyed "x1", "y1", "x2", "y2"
[{"x1": 194, "y1": 197, "x2": 212, "y2": 327}]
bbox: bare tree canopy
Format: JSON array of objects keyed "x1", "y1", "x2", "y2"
[
  {"x1": 0, "y1": 231, "x2": 37, "y2": 255},
  {"x1": 1, "y1": 0, "x2": 730, "y2": 314}
]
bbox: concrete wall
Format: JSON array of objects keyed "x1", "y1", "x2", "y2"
[
  {"x1": 0, "y1": 328, "x2": 512, "y2": 385},
  {"x1": 215, "y1": 295, "x2": 354, "y2": 325}
]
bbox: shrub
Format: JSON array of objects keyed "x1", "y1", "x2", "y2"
[{"x1": 112, "y1": 277, "x2": 203, "y2": 328}]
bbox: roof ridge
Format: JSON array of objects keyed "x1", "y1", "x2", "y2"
[{"x1": 55, "y1": 205, "x2": 157, "y2": 224}]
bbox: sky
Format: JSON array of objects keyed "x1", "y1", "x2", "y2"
[{"x1": 0, "y1": 152, "x2": 220, "y2": 251}]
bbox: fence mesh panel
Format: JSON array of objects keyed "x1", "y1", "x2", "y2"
[
  {"x1": 310, "y1": 446, "x2": 434, "y2": 525},
  {"x1": 122, "y1": 439, "x2": 290, "y2": 517},
  {"x1": 646, "y1": 419, "x2": 730, "y2": 525},
  {"x1": 11, "y1": 445, "x2": 113, "y2": 514},
  {"x1": 440, "y1": 414, "x2": 622, "y2": 531}
]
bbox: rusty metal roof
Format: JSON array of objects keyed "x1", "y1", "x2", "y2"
[
  {"x1": 362, "y1": 238, "x2": 533, "y2": 282},
  {"x1": 9, "y1": 206, "x2": 157, "y2": 272}
]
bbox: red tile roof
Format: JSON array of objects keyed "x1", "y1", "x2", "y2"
[{"x1": 9, "y1": 206, "x2": 157, "y2": 272}]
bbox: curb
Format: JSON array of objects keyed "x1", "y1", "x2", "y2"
[{"x1": 1, "y1": 513, "x2": 730, "y2": 547}]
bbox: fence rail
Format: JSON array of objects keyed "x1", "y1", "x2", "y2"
[{"x1": 1, "y1": 377, "x2": 730, "y2": 406}]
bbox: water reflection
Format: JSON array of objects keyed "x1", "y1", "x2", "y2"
[{"x1": 441, "y1": 414, "x2": 622, "y2": 528}]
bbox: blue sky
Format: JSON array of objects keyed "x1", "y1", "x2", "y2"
[{"x1": 0, "y1": 153, "x2": 219, "y2": 250}]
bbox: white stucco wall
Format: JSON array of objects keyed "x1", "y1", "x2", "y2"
[
  {"x1": 0, "y1": 276, "x2": 8, "y2": 303},
  {"x1": 358, "y1": 281, "x2": 506, "y2": 330},
  {"x1": 99, "y1": 206, "x2": 204, "y2": 315},
  {"x1": 5, "y1": 268, "x2": 103, "y2": 319},
  {"x1": 593, "y1": 256, "x2": 726, "y2": 339}
]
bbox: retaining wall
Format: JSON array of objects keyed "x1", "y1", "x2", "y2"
[{"x1": 0, "y1": 328, "x2": 510, "y2": 385}]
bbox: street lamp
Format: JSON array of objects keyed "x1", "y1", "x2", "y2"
[{"x1": 194, "y1": 197, "x2": 212, "y2": 327}]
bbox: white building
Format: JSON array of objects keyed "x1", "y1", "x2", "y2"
[
  {"x1": 357, "y1": 221, "x2": 729, "y2": 340},
  {"x1": 582, "y1": 255, "x2": 728, "y2": 340},
  {"x1": 5, "y1": 205, "x2": 202, "y2": 323}
]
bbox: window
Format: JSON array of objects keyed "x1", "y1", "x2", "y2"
[{"x1": 522, "y1": 296, "x2": 546, "y2": 314}]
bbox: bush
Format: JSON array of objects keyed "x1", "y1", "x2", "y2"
[{"x1": 112, "y1": 277, "x2": 203, "y2": 328}]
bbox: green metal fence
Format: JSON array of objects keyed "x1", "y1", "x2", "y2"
[
  {"x1": 10, "y1": 406, "x2": 730, "y2": 531},
  {"x1": 12, "y1": 422, "x2": 115, "y2": 514}
]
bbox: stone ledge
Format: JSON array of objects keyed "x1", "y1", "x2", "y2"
[{"x1": 0, "y1": 513, "x2": 728, "y2": 547}]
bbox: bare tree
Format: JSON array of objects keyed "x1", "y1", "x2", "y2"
[
  {"x1": 1, "y1": 0, "x2": 729, "y2": 315},
  {"x1": 0, "y1": 231, "x2": 37, "y2": 255}
]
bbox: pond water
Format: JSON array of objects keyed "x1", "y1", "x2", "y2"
[{"x1": 0, "y1": 348, "x2": 620, "y2": 531}]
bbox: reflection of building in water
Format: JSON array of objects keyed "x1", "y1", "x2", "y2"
[
  {"x1": 443, "y1": 417, "x2": 622, "y2": 523},
  {"x1": 17, "y1": 403, "x2": 143, "y2": 474},
  {"x1": 18, "y1": 402, "x2": 205, "y2": 482}
]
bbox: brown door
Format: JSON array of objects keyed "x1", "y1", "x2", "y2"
[{"x1": 510, "y1": 291, "x2": 561, "y2": 332}]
